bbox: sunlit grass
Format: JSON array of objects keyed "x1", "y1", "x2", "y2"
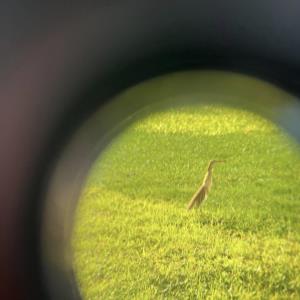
[
  {"x1": 135, "y1": 106, "x2": 274, "y2": 136},
  {"x1": 73, "y1": 105, "x2": 300, "y2": 299}
]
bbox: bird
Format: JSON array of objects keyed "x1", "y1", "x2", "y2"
[{"x1": 187, "y1": 160, "x2": 225, "y2": 210}]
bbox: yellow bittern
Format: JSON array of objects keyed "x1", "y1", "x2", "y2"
[{"x1": 187, "y1": 160, "x2": 225, "y2": 210}]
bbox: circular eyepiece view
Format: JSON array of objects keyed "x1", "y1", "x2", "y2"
[{"x1": 42, "y1": 71, "x2": 300, "y2": 300}]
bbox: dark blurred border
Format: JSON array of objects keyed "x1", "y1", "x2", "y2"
[{"x1": 1, "y1": 2, "x2": 300, "y2": 299}]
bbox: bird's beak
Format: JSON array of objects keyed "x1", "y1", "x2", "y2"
[{"x1": 216, "y1": 160, "x2": 226, "y2": 163}]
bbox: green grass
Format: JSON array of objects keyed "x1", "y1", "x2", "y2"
[{"x1": 73, "y1": 105, "x2": 300, "y2": 299}]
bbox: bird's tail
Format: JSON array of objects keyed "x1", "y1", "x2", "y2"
[
  {"x1": 187, "y1": 198, "x2": 196, "y2": 210},
  {"x1": 187, "y1": 187, "x2": 206, "y2": 210}
]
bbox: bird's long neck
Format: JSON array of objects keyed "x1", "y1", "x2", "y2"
[
  {"x1": 206, "y1": 167, "x2": 213, "y2": 179},
  {"x1": 207, "y1": 162, "x2": 215, "y2": 172},
  {"x1": 206, "y1": 163, "x2": 215, "y2": 179},
  {"x1": 203, "y1": 166, "x2": 213, "y2": 187}
]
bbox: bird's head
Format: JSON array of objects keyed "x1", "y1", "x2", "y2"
[{"x1": 208, "y1": 160, "x2": 225, "y2": 170}]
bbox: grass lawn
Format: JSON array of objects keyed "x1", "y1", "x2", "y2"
[{"x1": 72, "y1": 105, "x2": 300, "y2": 299}]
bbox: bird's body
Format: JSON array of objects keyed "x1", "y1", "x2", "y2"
[{"x1": 187, "y1": 160, "x2": 224, "y2": 210}]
